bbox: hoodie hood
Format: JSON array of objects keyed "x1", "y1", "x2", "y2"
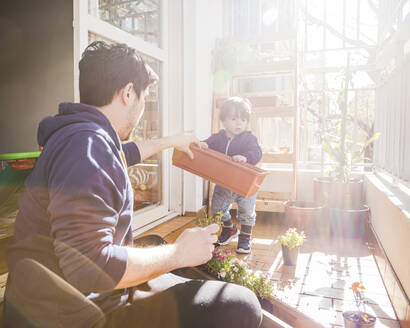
[{"x1": 37, "y1": 102, "x2": 120, "y2": 149}]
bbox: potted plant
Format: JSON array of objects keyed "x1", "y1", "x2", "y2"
[
  {"x1": 343, "y1": 282, "x2": 376, "y2": 327},
  {"x1": 284, "y1": 201, "x2": 324, "y2": 236},
  {"x1": 203, "y1": 247, "x2": 275, "y2": 313},
  {"x1": 196, "y1": 212, "x2": 275, "y2": 311},
  {"x1": 278, "y1": 228, "x2": 306, "y2": 266},
  {"x1": 313, "y1": 56, "x2": 380, "y2": 238}
]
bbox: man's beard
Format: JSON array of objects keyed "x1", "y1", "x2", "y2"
[{"x1": 121, "y1": 125, "x2": 134, "y2": 141}]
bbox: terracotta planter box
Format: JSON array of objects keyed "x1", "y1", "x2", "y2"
[{"x1": 172, "y1": 145, "x2": 269, "y2": 197}]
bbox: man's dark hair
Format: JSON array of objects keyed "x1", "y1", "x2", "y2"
[
  {"x1": 219, "y1": 96, "x2": 252, "y2": 122},
  {"x1": 79, "y1": 41, "x2": 158, "y2": 106}
]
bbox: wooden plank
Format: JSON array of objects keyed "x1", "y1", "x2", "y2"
[
  {"x1": 232, "y1": 200, "x2": 285, "y2": 212},
  {"x1": 232, "y1": 60, "x2": 296, "y2": 77},
  {"x1": 257, "y1": 191, "x2": 290, "y2": 201},
  {"x1": 262, "y1": 153, "x2": 294, "y2": 164},
  {"x1": 252, "y1": 106, "x2": 296, "y2": 118},
  {"x1": 255, "y1": 200, "x2": 285, "y2": 212},
  {"x1": 184, "y1": 206, "x2": 207, "y2": 219}
]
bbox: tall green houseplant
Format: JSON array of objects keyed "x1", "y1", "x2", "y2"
[
  {"x1": 314, "y1": 54, "x2": 380, "y2": 238},
  {"x1": 321, "y1": 59, "x2": 380, "y2": 183}
]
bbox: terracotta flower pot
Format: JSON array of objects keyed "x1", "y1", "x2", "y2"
[
  {"x1": 284, "y1": 201, "x2": 324, "y2": 236},
  {"x1": 281, "y1": 244, "x2": 299, "y2": 266},
  {"x1": 313, "y1": 177, "x2": 364, "y2": 210},
  {"x1": 172, "y1": 144, "x2": 269, "y2": 197},
  {"x1": 342, "y1": 311, "x2": 376, "y2": 328},
  {"x1": 329, "y1": 205, "x2": 370, "y2": 239}
]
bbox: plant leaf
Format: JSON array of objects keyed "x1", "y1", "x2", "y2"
[{"x1": 363, "y1": 132, "x2": 381, "y2": 149}]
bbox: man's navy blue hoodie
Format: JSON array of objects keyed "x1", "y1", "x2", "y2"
[
  {"x1": 6, "y1": 103, "x2": 141, "y2": 315},
  {"x1": 204, "y1": 130, "x2": 262, "y2": 165}
]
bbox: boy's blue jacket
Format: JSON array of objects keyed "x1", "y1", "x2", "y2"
[
  {"x1": 6, "y1": 102, "x2": 140, "y2": 315},
  {"x1": 204, "y1": 130, "x2": 262, "y2": 165}
]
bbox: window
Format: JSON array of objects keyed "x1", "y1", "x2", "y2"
[
  {"x1": 89, "y1": 0, "x2": 160, "y2": 46},
  {"x1": 75, "y1": 0, "x2": 171, "y2": 231}
]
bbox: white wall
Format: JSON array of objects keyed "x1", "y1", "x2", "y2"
[
  {"x1": 181, "y1": 0, "x2": 223, "y2": 212},
  {"x1": 365, "y1": 173, "x2": 410, "y2": 298},
  {"x1": 168, "y1": 0, "x2": 184, "y2": 213},
  {"x1": 0, "y1": 0, "x2": 74, "y2": 154}
]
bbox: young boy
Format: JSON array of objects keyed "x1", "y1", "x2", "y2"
[{"x1": 200, "y1": 97, "x2": 262, "y2": 253}]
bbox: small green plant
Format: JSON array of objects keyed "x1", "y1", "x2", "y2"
[
  {"x1": 278, "y1": 228, "x2": 306, "y2": 249},
  {"x1": 196, "y1": 210, "x2": 224, "y2": 229},
  {"x1": 197, "y1": 212, "x2": 274, "y2": 299},
  {"x1": 204, "y1": 248, "x2": 274, "y2": 299}
]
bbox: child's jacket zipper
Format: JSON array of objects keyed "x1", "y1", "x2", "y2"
[{"x1": 225, "y1": 138, "x2": 232, "y2": 155}]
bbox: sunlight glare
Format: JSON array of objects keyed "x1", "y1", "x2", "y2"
[
  {"x1": 252, "y1": 238, "x2": 274, "y2": 246},
  {"x1": 262, "y1": 7, "x2": 278, "y2": 26}
]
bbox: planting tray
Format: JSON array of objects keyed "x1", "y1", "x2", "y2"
[
  {"x1": 172, "y1": 144, "x2": 269, "y2": 197},
  {"x1": 0, "y1": 151, "x2": 41, "y2": 171}
]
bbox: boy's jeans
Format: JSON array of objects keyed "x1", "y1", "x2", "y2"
[{"x1": 211, "y1": 185, "x2": 257, "y2": 227}]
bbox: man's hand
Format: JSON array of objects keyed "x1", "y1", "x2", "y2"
[
  {"x1": 232, "y1": 155, "x2": 247, "y2": 163},
  {"x1": 116, "y1": 223, "x2": 218, "y2": 289},
  {"x1": 134, "y1": 132, "x2": 200, "y2": 161},
  {"x1": 174, "y1": 224, "x2": 219, "y2": 267},
  {"x1": 169, "y1": 132, "x2": 201, "y2": 160}
]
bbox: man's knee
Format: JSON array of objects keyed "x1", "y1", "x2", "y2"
[
  {"x1": 176, "y1": 280, "x2": 262, "y2": 328},
  {"x1": 219, "y1": 283, "x2": 262, "y2": 328}
]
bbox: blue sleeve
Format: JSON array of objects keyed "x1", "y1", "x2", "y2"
[
  {"x1": 122, "y1": 142, "x2": 141, "y2": 166},
  {"x1": 242, "y1": 134, "x2": 263, "y2": 165},
  {"x1": 47, "y1": 132, "x2": 128, "y2": 293}
]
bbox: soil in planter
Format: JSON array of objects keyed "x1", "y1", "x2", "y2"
[
  {"x1": 258, "y1": 296, "x2": 274, "y2": 314},
  {"x1": 343, "y1": 311, "x2": 376, "y2": 327}
]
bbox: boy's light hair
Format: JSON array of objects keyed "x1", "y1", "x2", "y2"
[{"x1": 219, "y1": 97, "x2": 252, "y2": 122}]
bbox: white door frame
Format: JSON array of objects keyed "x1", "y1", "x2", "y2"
[{"x1": 73, "y1": 0, "x2": 178, "y2": 233}]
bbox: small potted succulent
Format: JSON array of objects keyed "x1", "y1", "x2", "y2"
[
  {"x1": 343, "y1": 282, "x2": 376, "y2": 327},
  {"x1": 278, "y1": 228, "x2": 306, "y2": 266}
]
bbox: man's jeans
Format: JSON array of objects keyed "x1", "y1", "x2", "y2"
[{"x1": 211, "y1": 185, "x2": 257, "y2": 226}]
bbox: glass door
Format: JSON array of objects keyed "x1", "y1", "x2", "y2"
[{"x1": 74, "y1": 0, "x2": 172, "y2": 231}]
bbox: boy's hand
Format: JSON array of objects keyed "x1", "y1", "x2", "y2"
[
  {"x1": 232, "y1": 155, "x2": 247, "y2": 163},
  {"x1": 199, "y1": 142, "x2": 208, "y2": 149}
]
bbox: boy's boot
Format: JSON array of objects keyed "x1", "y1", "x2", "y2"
[
  {"x1": 237, "y1": 225, "x2": 252, "y2": 254},
  {"x1": 217, "y1": 220, "x2": 239, "y2": 245}
]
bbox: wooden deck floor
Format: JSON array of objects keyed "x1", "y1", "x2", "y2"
[{"x1": 141, "y1": 213, "x2": 400, "y2": 328}]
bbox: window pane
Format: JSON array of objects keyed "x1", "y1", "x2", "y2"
[
  {"x1": 256, "y1": 117, "x2": 294, "y2": 153},
  {"x1": 87, "y1": 33, "x2": 162, "y2": 211},
  {"x1": 89, "y1": 0, "x2": 160, "y2": 47},
  {"x1": 129, "y1": 55, "x2": 162, "y2": 211}
]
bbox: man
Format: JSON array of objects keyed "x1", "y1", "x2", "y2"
[{"x1": 3, "y1": 41, "x2": 262, "y2": 327}]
